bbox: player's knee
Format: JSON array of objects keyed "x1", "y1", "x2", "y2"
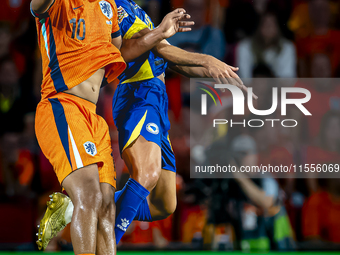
[
  {"x1": 135, "y1": 161, "x2": 161, "y2": 190},
  {"x1": 76, "y1": 190, "x2": 103, "y2": 214},
  {"x1": 146, "y1": 163, "x2": 162, "y2": 189},
  {"x1": 89, "y1": 191, "x2": 103, "y2": 211}
]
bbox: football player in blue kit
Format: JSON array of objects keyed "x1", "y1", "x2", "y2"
[{"x1": 111, "y1": 0, "x2": 250, "y2": 243}]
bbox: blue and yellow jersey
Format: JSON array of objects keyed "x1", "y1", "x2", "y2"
[{"x1": 115, "y1": 0, "x2": 168, "y2": 84}]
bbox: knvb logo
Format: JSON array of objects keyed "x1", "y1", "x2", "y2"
[
  {"x1": 83, "y1": 141, "x2": 97, "y2": 156},
  {"x1": 201, "y1": 84, "x2": 312, "y2": 116}
]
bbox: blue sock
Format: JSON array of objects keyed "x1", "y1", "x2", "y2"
[
  {"x1": 115, "y1": 189, "x2": 152, "y2": 221},
  {"x1": 134, "y1": 198, "x2": 152, "y2": 221},
  {"x1": 114, "y1": 178, "x2": 150, "y2": 243},
  {"x1": 114, "y1": 190, "x2": 122, "y2": 202}
]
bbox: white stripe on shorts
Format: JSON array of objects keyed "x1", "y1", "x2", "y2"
[{"x1": 68, "y1": 126, "x2": 84, "y2": 169}]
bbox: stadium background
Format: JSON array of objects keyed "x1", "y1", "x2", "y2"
[{"x1": 1, "y1": 0, "x2": 340, "y2": 253}]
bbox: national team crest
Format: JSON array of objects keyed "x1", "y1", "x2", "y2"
[
  {"x1": 83, "y1": 141, "x2": 97, "y2": 156},
  {"x1": 146, "y1": 123, "x2": 159, "y2": 135},
  {"x1": 99, "y1": 1, "x2": 113, "y2": 19}
]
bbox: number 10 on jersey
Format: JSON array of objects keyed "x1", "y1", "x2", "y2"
[{"x1": 70, "y1": 18, "x2": 86, "y2": 40}]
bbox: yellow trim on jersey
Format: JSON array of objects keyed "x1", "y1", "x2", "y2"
[
  {"x1": 122, "y1": 59, "x2": 154, "y2": 84},
  {"x1": 122, "y1": 110, "x2": 148, "y2": 151},
  {"x1": 167, "y1": 135, "x2": 174, "y2": 152},
  {"x1": 123, "y1": 16, "x2": 149, "y2": 40}
]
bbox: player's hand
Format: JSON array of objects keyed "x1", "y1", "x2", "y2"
[
  {"x1": 158, "y1": 8, "x2": 194, "y2": 39},
  {"x1": 204, "y1": 57, "x2": 258, "y2": 100}
]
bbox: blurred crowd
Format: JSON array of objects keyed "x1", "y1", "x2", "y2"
[{"x1": 1, "y1": 0, "x2": 340, "y2": 252}]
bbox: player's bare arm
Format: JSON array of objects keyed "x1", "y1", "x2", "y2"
[
  {"x1": 120, "y1": 8, "x2": 194, "y2": 63},
  {"x1": 30, "y1": 0, "x2": 54, "y2": 13},
  {"x1": 169, "y1": 65, "x2": 210, "y2": 78},
  {"x1": 112, "y1": 35, "x2": 123, "y2": 50},
  {"x1": 154, "y1": 40, "x2": 257, "y2": 99},
  {"x1": 169, "y1": 65, "x2": 244, "y2": 92}
]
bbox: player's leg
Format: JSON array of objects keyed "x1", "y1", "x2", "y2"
[
  {"x1": 96, "y1": 183, "x2": 116, "y2": 255},
  {"x1": 62, "y1": 164, "x2": 102, "y2": 255},
  {"x1": 95, "y1": 117, "x2": 117, "y2": 255},
  {"x1": 36, "y1": 82, "x2": 166, "y2": 246},
  {"x1": 137, "y1": 132, "x2": 177, "y2": 221},
  {"x1": 35, "y1": 115, "x2": 117, "y2": 251},
  {"x1": 113, "y1": 79, "x2": 175, "y2": 239},
  {"x1": 35, "y1": 94, "x2": 116, "y2": 253},
  {"x1": 37, "y1": 160, "x2": 173, "y2": 249},
  {"x1": 111, "y1": 80, "x2": 166, "y2": 242},
  {"x1": 122, "y1": 135, "x2": 161, "y2": 190},
  {"x1": 147, "y1": 169, "x2": 177, "y2": 220},
  {"x1": 114, "y1": 135, "x2": 161, "y2": 242},
  {"x1": 35, "y1": 96, "x2": 94, "y2": 251},
  {"x1": 116, "y1": 169, "x2": 176, "y2": 222}
]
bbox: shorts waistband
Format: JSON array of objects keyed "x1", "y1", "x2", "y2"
[{"x1": 45, "y1": 92, "x2": 97, "y2": 113}]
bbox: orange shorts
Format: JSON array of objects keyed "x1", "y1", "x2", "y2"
[{"x1": 35, "y1": 92, "x2": 116, "y2": 188}]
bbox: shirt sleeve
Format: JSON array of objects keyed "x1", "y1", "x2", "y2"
[
  {"x1": 116, "y1": 3, "x2": 149, "y2": 39},
  {"x1": 110, "y1": 0, "x2": 121, "y2": 38}
]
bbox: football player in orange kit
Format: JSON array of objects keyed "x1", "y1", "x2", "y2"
[{"x1": 30, "y1": 0, "x2": 193, "y2": 253}]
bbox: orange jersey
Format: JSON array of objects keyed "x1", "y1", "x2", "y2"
[{"x1": 31, "y1": 0, "x2": 126, "y2": 99}]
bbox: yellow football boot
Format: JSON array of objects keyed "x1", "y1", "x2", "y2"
[{"x1": 36, "y1": 192, "x2": 71, "y2": 250}]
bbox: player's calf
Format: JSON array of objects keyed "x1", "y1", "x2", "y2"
[
  {"x1": 96, "y1": 183, "x2": 116, "y2": 255},
  {"x1": 62, "y1": 164, "x2": 103, "y2": 255},
  {"x1": 113, "y1": 137, "x2": 162, "y2": 243},
  {"x1": 149, "y1": 195, "x2": 177, "y2": 220},
  {"x1": 147, "y1": 169, "x2": 177, "y2": 220},
  {"x1": 98, "y1": 185, "x2": 116, "y2": 221}
]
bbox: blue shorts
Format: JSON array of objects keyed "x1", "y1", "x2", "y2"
[{"x1": 112, "y1": 78, "x2": 176, "y2": 172}]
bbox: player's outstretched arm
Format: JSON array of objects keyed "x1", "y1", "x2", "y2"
[
  {"x1": 155, "y1": 41, "x2": 257, "y2": 99},
  {"x1": 120, "y1": 8, "x2": 194, "y2": 63},
  {"x1": 31, "y1": 0, "x2": 54, "y2": 13},
  {"x1": 169, "y1": 65, "x2": 210, "y2": 78}
]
